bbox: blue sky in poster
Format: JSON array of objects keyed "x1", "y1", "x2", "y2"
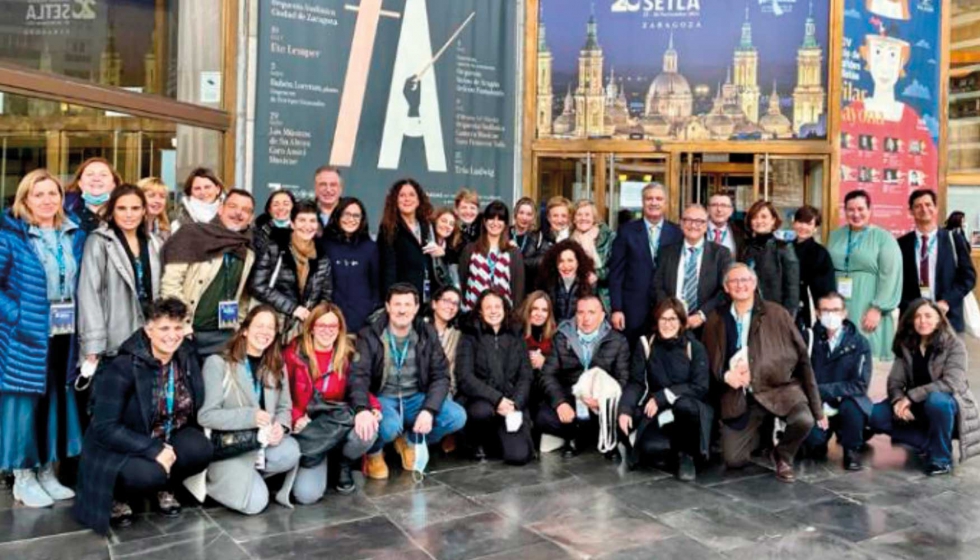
[
  {"x1": 841, "y1": 0, "x2": 941, "y2": 142},
  {"x1": 540, "y1": 0, "x2": 830, "y2": 94}
]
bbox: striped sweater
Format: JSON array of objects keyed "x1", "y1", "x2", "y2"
[{"x1": 458, "y1": 243, "x2": 526, "y2": 313}]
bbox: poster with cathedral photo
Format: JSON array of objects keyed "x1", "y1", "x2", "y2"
[{"x1": 535, "y1": 0, "x2": 829, "y2": 141}]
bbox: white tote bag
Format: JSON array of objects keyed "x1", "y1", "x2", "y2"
[{"x1": 572, "y1": 367, "x2": 622, "y2": 453}]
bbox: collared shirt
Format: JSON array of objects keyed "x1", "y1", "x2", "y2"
[
  {"x1": 730, "y1": 304, "x2": 752, "y2": 350},
  {"x1": 645, "y1": 218, "x2": 663, "y2": 262},
  {"x1": 915, "y1": 227, "x2": 939, "y2": 290},
  {"x1": 827, "y1": 328, "x2": 845, "y2": 353},
  {"x1": 707, "y1": 223, "x2": 736, "y2": 254},
  {"x1": 674, "y1": 239, "x2": 705, "y2": 301}
]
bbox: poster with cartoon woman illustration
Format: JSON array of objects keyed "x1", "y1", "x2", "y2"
[{"x1": 840, "y1": 0, "x2": 940, "y2": 235}]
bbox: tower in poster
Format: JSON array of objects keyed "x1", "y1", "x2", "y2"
[
  {"x1": 538, "y1": 1, "x2": 829, "y2": 141},
  {"x1": 252, "y1": 1, "x2": 517, "y2": 220},
  {"x1": 840, "y1": 0, "x2": 940, "y2": 234}
]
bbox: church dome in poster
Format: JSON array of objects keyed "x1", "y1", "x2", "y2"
[{"x1": 645, "y1": 73, "x2": 693, "y2": 119}]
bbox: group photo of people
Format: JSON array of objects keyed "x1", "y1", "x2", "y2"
[{"x1": 0, "y1": 158, "x2": 977, "y2": 536}]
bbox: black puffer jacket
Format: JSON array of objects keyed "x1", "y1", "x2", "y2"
[
  {"x1": 539, "y1": 320, "x2": 630, "y2": 408},
  {"x1": 249, "y1": 227, "x2": 333, "y2": 317},
  {"x1": 738, "y1": 234, "x2": 800, "y2": 318},
  {"x1": 456, "y1": 321, "x2": 533, "y2": 410},
  {"x1": 620, "y1": 335, "x2": 710, "y2": 417},
  {"x1": 511, "y1": 227, "x2": 552, "y2": 290},
  {"x1": 349, "y1": 313, "x2": 451, "y2": 414}
]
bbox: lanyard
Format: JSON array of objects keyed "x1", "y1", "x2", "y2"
[
  {"x1": 710, "y1": 227, "x2": 728, "y2": 245},
  {"x1": 163, "y1": 362, "x2": 176, "y2": 442},
  {"x1": 388, "y1": 331, "x2": 411, "y2": 373},
  {"x1": 844, "y1": 228, "x2": 866, "y2": 274},
  {"x1": 133, "y1": 257, "x2": 147, "y2": 301},
  {"x1": 44, "y1": 231, "x2": 69, "y2": 301},
  {"x1": 731, "y1": 308, "x2": 750, "y2": 350},
  {"x1": 245, "y1": 359, "x2": 262, "y2": 399},
  {"x1": 487, "y1": 249, "x2": 500, "y2": 283}
]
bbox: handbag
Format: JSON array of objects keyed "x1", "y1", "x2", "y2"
[
  {"x1": 210, "y1": 362, "x2": 262, "y2": 461},
  {"x1": 292, "y1": 392, "x2": 355, "y2": 468},
  {"x1": 949, "y1": 231, "x2": 980, "y2": 339},
  {"x1": 571, "y1": 367, "x2": 622, "y2": 453}
]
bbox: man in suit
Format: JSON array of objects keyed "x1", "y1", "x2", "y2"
[
  {"x1": 609, "y1": 182, "x2": 683, "y2": 344},
  {"x1": 706, "y1": 193, "x2": 745, "y2": 256},
  {"x1": 898, "y1": 189, "x2": 977, "y2": 333},
  {"x1": 654, "y1": 204, "x2": 733, "y2": 332}
]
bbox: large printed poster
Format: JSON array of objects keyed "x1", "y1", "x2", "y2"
[
  {"x1": 536, "y1": 1, "x2": 830, "y2": 141},
  {"x1": 252, "y1": 1, "x2": 517, "y2": 220},
  {"x1": 840, "y1": 0, "x2": 941, "y2": 234}
]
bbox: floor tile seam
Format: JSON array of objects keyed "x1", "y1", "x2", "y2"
[
  {"x1": 0, "y1": 528, "x2": 104, "y2": 549},
  {"x1": 110, "y1": 527, "x2": 229, "y2": 559},
  {"x1": 227, "y1": 510, "x2": 382, "y2": 544},
  {"x1": 363, "y1": 477, "x2": 447, "y2": 502},
  {"x1": 380, "y1": 510, "x2": 438, "y2": 560}
]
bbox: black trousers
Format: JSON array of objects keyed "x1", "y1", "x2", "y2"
[
  {"x1": 465, "y1": 399, "x2": 533, "y2": 465},
  {"x1": 534, "y1": 400, "x2": 599, "y2": 448},
  {"x1": 622, "y1": 397, "x2": 703, "y2": 465},
  {"x1": 116, "y1": 428, "x2": 212, "y2": 498}
]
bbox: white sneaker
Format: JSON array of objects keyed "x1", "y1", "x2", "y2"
[
  {"x1": 37, "y1": 464, "x2": 75, "y2": 501},
  {"x1": 12, "y1": 469, "x2": 54, "y2": 508}
]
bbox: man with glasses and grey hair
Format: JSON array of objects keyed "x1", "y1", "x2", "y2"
[
  {"x1": 703, "y1": 263, "x2": 825, "y2": 483},
  {"x1": 654, "y1": 204, "x2": 733, "y2": 334},
  {"x1": 706, "y1": 193, "x2": 744, "y2": 256}
]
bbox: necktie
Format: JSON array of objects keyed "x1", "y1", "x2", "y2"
[
  {"x1": 713, "y1": 228, "x2": 722, "y2": 244},
  {"x1": 683, "y1": 247, "x2": 700, "y2": 312},
  {"x1": 648, "y1": 224, "x2": 659, "y2": 263},
  {"x1": 919, "y1": 234, "x2": 930, "y2": 287}
]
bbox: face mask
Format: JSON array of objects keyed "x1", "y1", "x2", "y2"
[
  {"x1": 186, "y1": 197, "x2": 220, "y2": 223},
  {"x1": 272, "y1": 218, "x2": 291, "y2": 228},
  {"x1": 82, "y1": 191, "x2": 110, "y2": 207},
  {"x1": 412, "y1": 434, "x2": 429, "y2": 481},
  {"x1": 820, "y1": 313, "x2": 843, "y2": 331}
]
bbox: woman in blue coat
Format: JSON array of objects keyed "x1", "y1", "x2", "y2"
[
  {"x1": 321, "y1": 197, "x2": 380, "y2": 333},
  {"x1": 0, "y1": 169, "x2": 85, "y2": 508}
]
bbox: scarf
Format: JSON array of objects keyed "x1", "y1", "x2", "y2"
[
  {"x1": 162, "y1": 219, "x2": 252, "y2": 265},
  {"x1": 291, "y1": 233, "x2": 316, "y2": 295},
  {"x1": 573, "y1": 227, "x2": 601, "y2": 265},
  {"x1": 182, "y1": 196, "x2": 221, "y2": 224},
  {"x1": 577, "y1": 327, "x2": 602, "y2": 367}
]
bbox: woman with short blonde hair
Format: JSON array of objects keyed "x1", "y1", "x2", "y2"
[{"x1": 137, "y1": 177, "x2": 172, "y2": 240}]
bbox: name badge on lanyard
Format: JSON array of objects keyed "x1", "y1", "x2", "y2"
[
  {"x1": 838, "y1": 277, "x2": 854, "y2": 299},
  {"x1": 218, "y1": 300, "x2": 240, "y2": 330},
  {"x1": 920, "y1": 285, "x2": 934, "y2": 300},
  {"x1": 49, "y1": 302, "x2": 75, "y2": 337}
]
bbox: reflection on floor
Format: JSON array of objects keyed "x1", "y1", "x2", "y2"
[{"x1": 3, "y1": 337, "x2": 980, "y2": 560}]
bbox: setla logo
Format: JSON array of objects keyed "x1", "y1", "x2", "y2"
[
  {"x1": 611, "y1": 0, "x2": 701, "y2": 13},
  {"x1": 26, "y1": 0, "x2": 97, "y2": 21},
  {"x1": 331, "y1": 0, "x2": 474, "y2": 173}
]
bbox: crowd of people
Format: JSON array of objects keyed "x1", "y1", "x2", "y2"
[{"x1": 0, "y1": 159, "x2": 977, "y2": 535}]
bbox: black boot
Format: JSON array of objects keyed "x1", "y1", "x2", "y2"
[
  {"x1": 842, "y1": 449, "x2": 863, "y2": 471},
  {"x1": 336, "y1": 459, "x2": 356, "y2": 495},
  {"x1": 472, "y1": 445, "x2": 487, "y2": 463},
  {"x1": 676, "y1": 453, "x2": 696, "y2": 482},
  {"x1": 560, "y1": 440, "x2": 577, "y2": 459}
]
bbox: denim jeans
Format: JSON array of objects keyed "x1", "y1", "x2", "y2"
[
  {"x1": 870, "y1": 392, "x2": 958, "y2": 467},
  {"x1": 369, "y1": 393, "x2": 467, "y2": 453},
  {"x1": 804, "y1": 398, "x2": 867, "y2": 452}
]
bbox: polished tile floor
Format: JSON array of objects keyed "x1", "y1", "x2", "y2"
[{"x1": 3, "y1": 337, "x2": 980, "y2": 560}]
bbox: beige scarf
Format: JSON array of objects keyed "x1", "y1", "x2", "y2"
[
  {"x1": 573, "y1": 227, "x2": 601, "y2": 265},
  {"x1": 291, "y1": 234, "x2": 316, "y2": 294}
]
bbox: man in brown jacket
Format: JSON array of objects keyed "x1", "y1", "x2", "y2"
[{"x1": 704, "y1": 263, "x2": 826, "y2": 482}]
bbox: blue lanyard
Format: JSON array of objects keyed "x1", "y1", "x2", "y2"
[
  {"x1": 487, "y1": 249, "x2": 500, "y2": 282},
  {"x1": 133, "y1": 257, "x2": 147, "y2": 300},
  {"x1": 844, "y1": 228, "x2": 866, "y2": 274},
  {"x1": 245, "y1": 359, "x2": 262, "y2": 399},
  {"x1": 163, "y1": 362, "x2": 176, "y2": 442},
  {"x1": 44, "y1": 231, "x2": 69, "y2": 301},
  {"x1": 388, "y1": 331, "x2": 410, "y2": 373},
  {"x1": 732, "y1": 309, "x2": 750, "y2": 350}
]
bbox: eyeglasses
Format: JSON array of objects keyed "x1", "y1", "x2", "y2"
[
  {"x1": 658, "y1": 316, "x2": 680, "y2": 324},
  {"x1": 341, "y1": 212, "x2": 362, "y2": 220},
  {"x1": 681, "y1": 218, "x2": 708, "y2": 227},
  {"x1": 314, "y1": 323, "x2": 340, "y2": 332}
]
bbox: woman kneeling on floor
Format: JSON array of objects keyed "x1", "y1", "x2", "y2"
[
  {"x1": 617, "y1": 298, "x2": 713, "y2": 481},
  {"x1": 284, "y1": 303, "x2": 379, "y2": 503},
  {"x1": 198, "y1": 305, "x2": 301, "y2": 514},
  {"x1": 73, "y1": 298, "x2": 213, "y2": 534}
]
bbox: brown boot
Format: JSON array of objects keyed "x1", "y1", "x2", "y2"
[
  {"x1": 441, "y1": 434, "x2": 457, "y2": 454},
  {"x1": 394, "y1": 435, "x2": 416, "y2": 471},
  {"x1": 771, "y1": 450, "x2": 796, "y2": 483},
  {"x1": 364, "y1": 452, "x2": 389, "y2": 480}
]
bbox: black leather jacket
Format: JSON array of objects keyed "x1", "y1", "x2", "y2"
[{"x1": 249, "y1": 228, "x2": 333, "y2": 317}]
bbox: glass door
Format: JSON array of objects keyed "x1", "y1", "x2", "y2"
[
  {"x1": 676, "y1": 152, "x2": 755, "y2": 221},
  {"x1": 754, "y1": 154, "x2": 829, "y2": 237},
  {"x1": 534, "y1": 152, "x2": 596, "y2": 203},
  {"x1": 606, "y1": 154, "x2": 668, "y2": 229}
]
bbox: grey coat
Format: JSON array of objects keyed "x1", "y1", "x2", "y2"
[
  {"x1": 198, "y1": 355, "x2": 298, "y2": 511},
  {"x1": 887, "y1": 329, "x2": 980, "y2": 462},
  {"x1": 77, "y1": 225, "x2": 162, "y2": 361}
]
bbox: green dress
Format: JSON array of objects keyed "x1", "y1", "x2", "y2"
[{"x1": 827, "y1": 225, "x2": 903, "y2": 360}]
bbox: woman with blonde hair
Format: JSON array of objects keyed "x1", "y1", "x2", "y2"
[
  {"x1": 544, "y1": 196, "x2": 574, "y2": 243},
  {"x1": 0, "y1": 169, "x2": 85, "y2": 507},
  {"x1": 518, "y1": 291, "x2": 557, "y2": 372},
  {"x1": 455, "y1": 188, "x2": 482, "y2": 246},
  {"x1": 284, "y1": 303, "x2": 379, "y2": 501},
  {"x1": 571, "y1": 200, "x2": 614, "y2": 309},
  {"x1": 137, "y1": 177, "x2": 172, "y2": 242}
]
